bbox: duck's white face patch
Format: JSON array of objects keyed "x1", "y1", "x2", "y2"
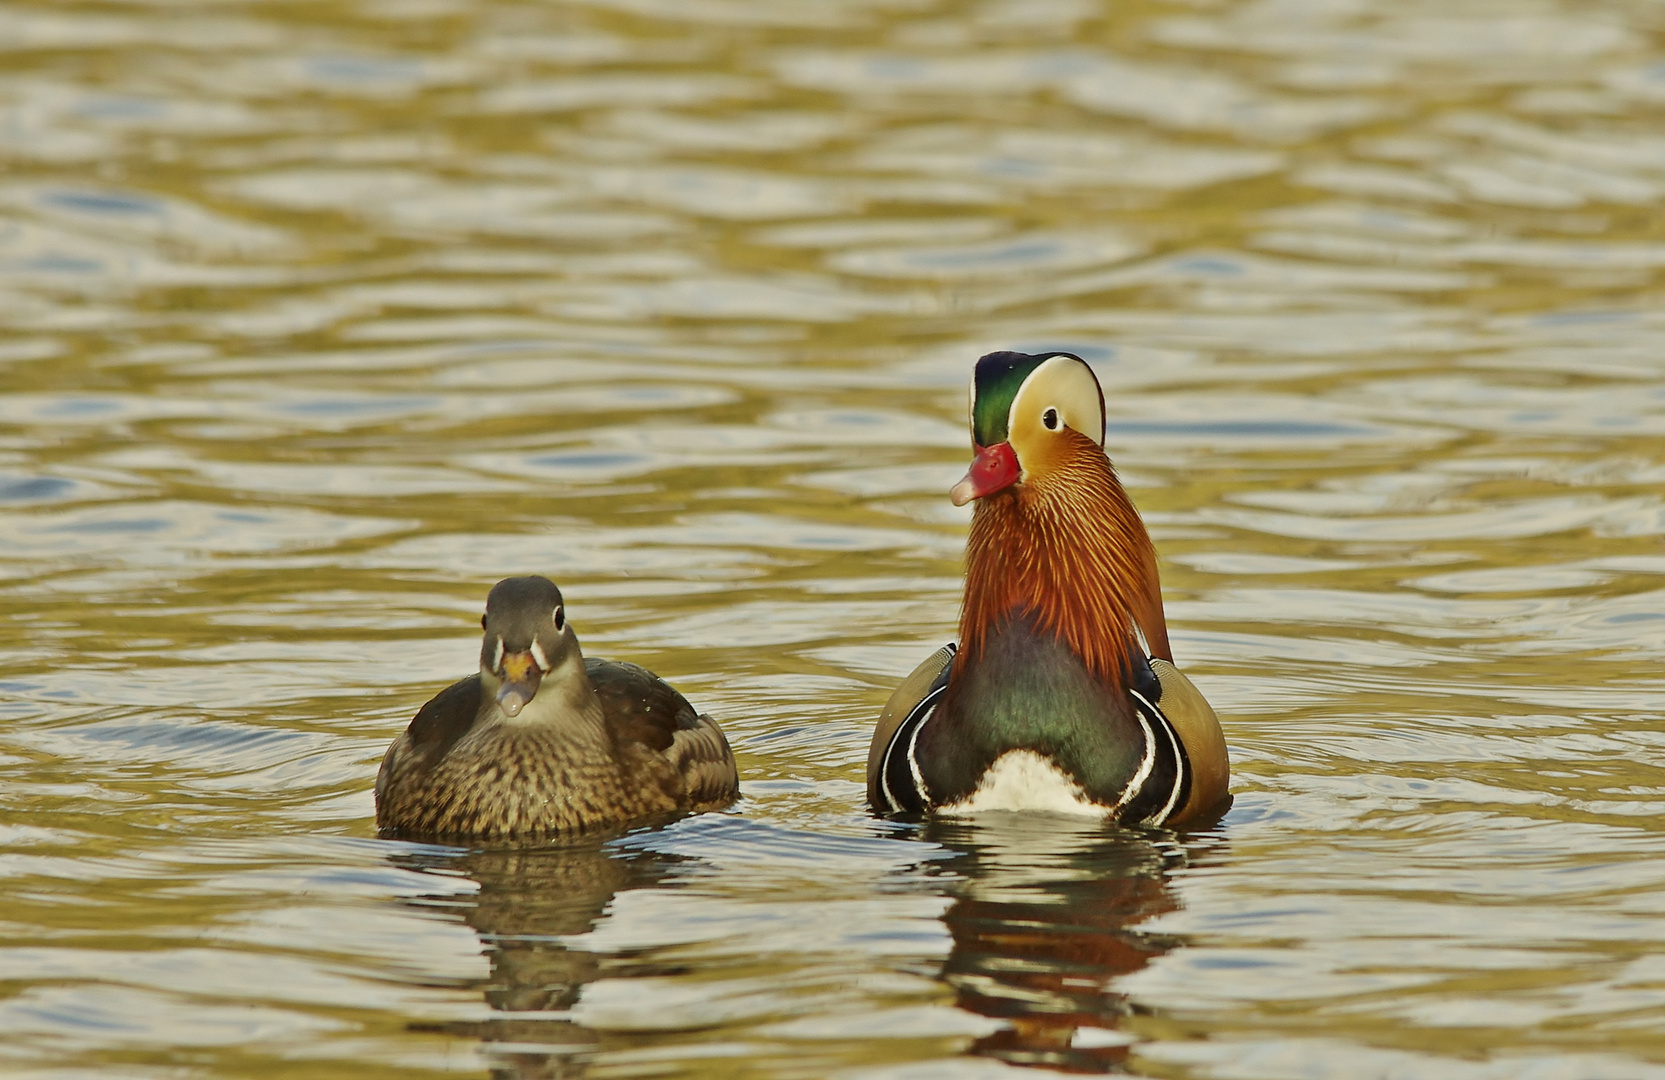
[
  {"x1": 940, "y1": 750, "x2": 1106, "y2": 817},
  {"x1": 1008, "y1": 354, "x2": 1106, "y2": 447}
]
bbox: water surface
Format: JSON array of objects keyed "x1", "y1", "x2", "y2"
[{"x1": 4, "y1": 0, "x2": 1665, "y2": 1077}]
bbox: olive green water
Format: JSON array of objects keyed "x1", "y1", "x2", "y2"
[{"x1": 5, "y1": 0, "x2": 1665, "y2": 1076}]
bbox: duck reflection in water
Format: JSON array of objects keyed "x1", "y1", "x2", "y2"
[
  {"x1": 393, "y1": 838, "x2": 683, "y2": 1080},
  {"x1": 921, "y1": 814, "x2": 1223, "y2": 1073}
]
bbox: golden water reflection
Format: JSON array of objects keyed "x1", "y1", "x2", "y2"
[
  {"x1": 397, "y1": 818, "x2": 1208, "y2": 1078},
  {"x1": 927, "y1": 817, "x2": 1204, "y2": 1073},
  {"x1": 397, "y1": 842, "x2": 683, "y2": 1080},
  {"x1": 4, "y1": 0, "x2": 1665, "y2": 1076}
]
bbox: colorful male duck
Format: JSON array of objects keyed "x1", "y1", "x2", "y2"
[
  {"x1": 868, "y1": 351, "x2": 1228, "y2": 826},
  {"x1": 377, "y1": 575, "x2": 738, "y2": 839}
]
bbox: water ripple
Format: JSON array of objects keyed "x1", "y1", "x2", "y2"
[{"x1": 4, "y1": 0, "x2": 1665, "y2": 1077}]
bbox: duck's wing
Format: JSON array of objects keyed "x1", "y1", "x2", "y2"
[
  {"x1": 586, "y1": 658, "x2": 738, "y2": 809},
  {"x1": 662, "y1": 715, "x2": 738, "y2": 809},
  {"x1": 1148, "y1": 658, "x2": 1229, "y2": 824},
  {"x1": 375, "y1": 673, "x2": 482, "y2": 825},
  {"x1": 867, "y1": 643, "x2": 956, "y2": 813}
]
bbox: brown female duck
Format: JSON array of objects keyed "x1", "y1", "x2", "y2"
[
  {"x1": 868, "y1": 351, "x2": 1229, "y2": 826},
  {"x1": 376, "y1": 575, "x2": 738, "y2": 839}
]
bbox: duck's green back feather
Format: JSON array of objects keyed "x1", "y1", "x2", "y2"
[{"x1": 925, "y1": 614, "x2": 1157, "y2": 808}]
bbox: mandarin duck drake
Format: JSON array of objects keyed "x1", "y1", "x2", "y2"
[
  {"x1": 868, "y1": 351, "x2": 1228, "y2": 826},
  {"x1": 377, "y1": 575, "x2": 738, "y2": 840}
]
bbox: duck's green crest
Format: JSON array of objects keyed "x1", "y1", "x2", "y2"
[{"x1": 971, "y1": 351, "x2": 1082, "y2": 447}]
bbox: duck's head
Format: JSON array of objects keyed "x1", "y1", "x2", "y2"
[
  {"x1": 950, "y1": 351, "x2": 1105, "y2": 507},
  {"x1": 478, "y1": 575, "x2": 575, "y2": 718}
]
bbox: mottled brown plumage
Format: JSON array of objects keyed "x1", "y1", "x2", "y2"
[{"x1": 376, "y1": 576, "x2": 738, "y2": 840}]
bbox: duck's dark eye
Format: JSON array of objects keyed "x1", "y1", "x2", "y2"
[
  {"x1": 1042, "y1": 407, "x2": 1060, "y2": 431},
  {"x1": 553, "y1": 605, "x2": 565, "y2": 631},
  {"x1": 481, "y1": 615, "x2": 488, "y2": 630}
]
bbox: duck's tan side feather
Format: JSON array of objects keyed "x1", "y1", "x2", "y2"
[
  {"x1": 1150, "y1": 658, "x2": 1229, "y2": 823},
  {"x1": 867, "y1": 644, "x2": 955, "y2": 804},
  {"x1": 667, "y1": 714, "x2": 739, "y2": 810}
]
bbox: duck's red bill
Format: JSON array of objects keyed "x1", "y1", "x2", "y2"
[{"x1": 949, "y1": 441, "x2": 1019, "y2": 506}]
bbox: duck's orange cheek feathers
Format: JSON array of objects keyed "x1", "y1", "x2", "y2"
[{"x1": 950, "y1": 442, "x2": 1020, "y2": 506}]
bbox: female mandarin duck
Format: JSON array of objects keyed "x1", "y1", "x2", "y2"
[
  {"x1": 868, "y1": 351, "x2": 1228, "y2": 826},
  {"x1": 377, "y1": 575, "x2": 738, "y2": 839}
]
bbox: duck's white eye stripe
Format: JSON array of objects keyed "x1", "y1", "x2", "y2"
[
  {"x1": 529, "y1": 640, "x2": 550, "y2": 672},
  {"x1": 492, "y1": 636, "x2": 505, "y2": 670}
]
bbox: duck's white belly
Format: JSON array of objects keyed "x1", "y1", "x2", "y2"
[{"x1": 939, "y1": 750, "x2": 1106, "y2": 817}]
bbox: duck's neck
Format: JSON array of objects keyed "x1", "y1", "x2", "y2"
[{"x1": 956, "y1": 438, "x2": 1170, "y2": 696}]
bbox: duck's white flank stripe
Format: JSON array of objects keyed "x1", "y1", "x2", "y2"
[
  {"x1": 879, "y1": 745, "x2": 897, "y2": 811},
  {"x1": 941, "y1": 750, "x2": 1104, "y2": 817},
  {"x1": 878, "y1": 740, "x2": 898, "y2": 812},
  {"x1": 1131, "y1": 688, "x2": 1186, "y2": 824},
  {"x1": 1107, "y1": 705, "x2": 1157, "y2": 816},
  {"x1": 879, "y1": 682, "x2": 945, "y2": 812},
  {"x1": 904, "y1": 707, "x2": 928, "y2": 806}
]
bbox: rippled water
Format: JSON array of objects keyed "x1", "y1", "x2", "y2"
[{"x1": 5, "y1": 0, "x2": 1665, "y2": 1076}]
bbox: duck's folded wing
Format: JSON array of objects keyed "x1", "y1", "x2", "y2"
[
  {"x1": 586, "y1": 658, "x2": 686, "y2": 752},
  {"x1": 666, "y1": 715, "x2": 739, "y2": 808},
  {"x1": 1149, "y1": 658, "x2": 1229, "y2": 822},
  {"x1": 867, "y1": 643, "x2": 955, "y2": 810},
  {"x1": 587, "y1": 658, "x2": 738, "y2": 807}
]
